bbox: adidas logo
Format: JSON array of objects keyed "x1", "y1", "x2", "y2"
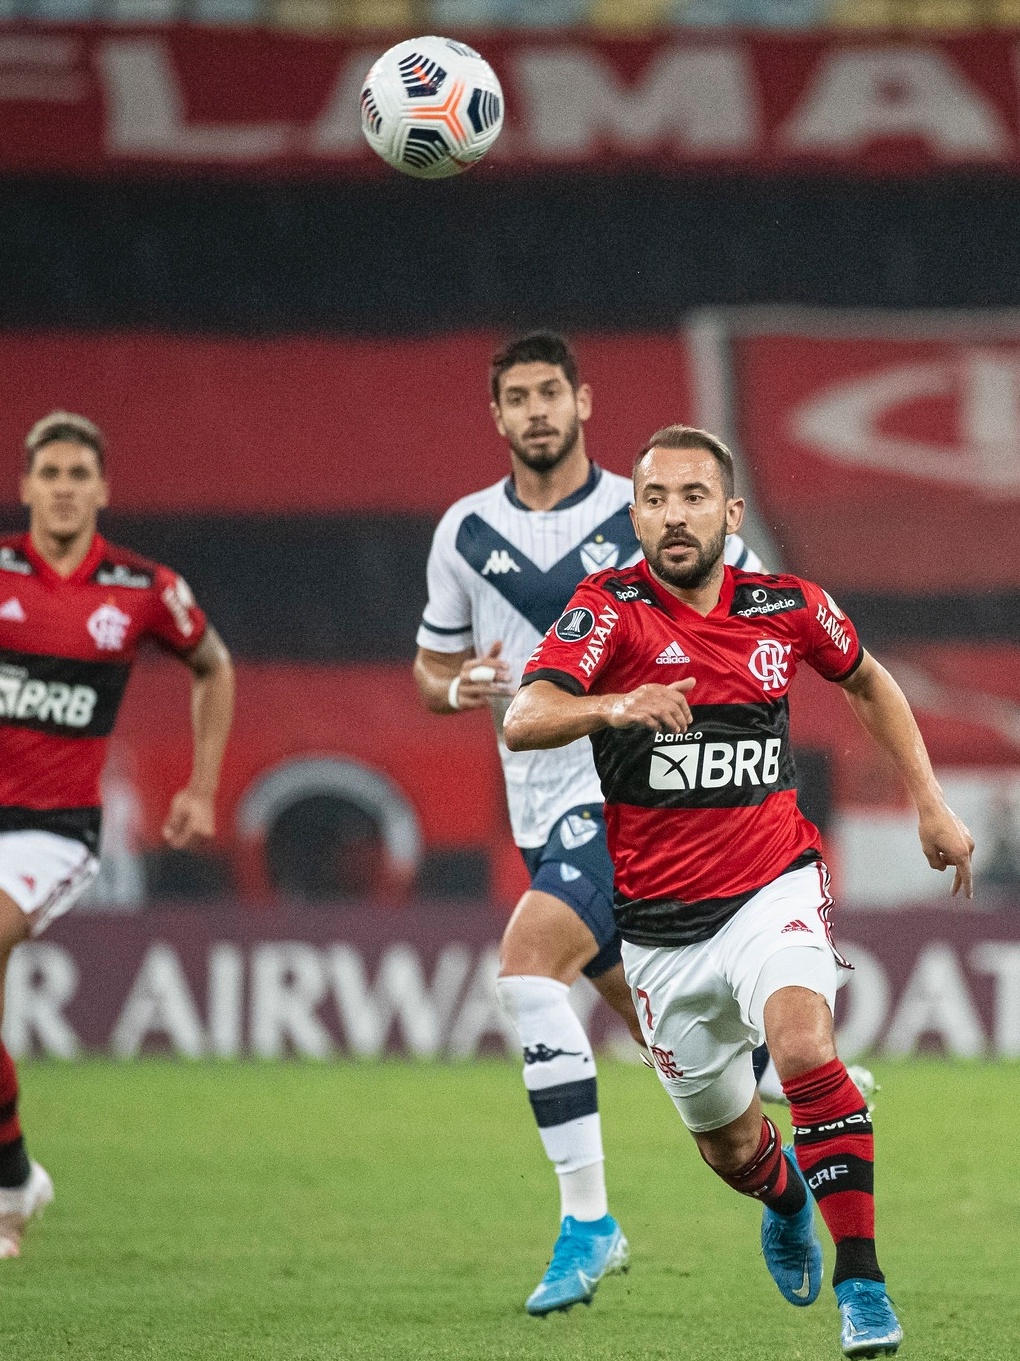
[
  {"x1": 0, "y1": 597, "x2": 25, "y2": 622},
  {"x1": 781, "y1": 919, "x2": 811, "y2": 934},
  {"x1": 655, "y1": 641, "x2": 690, "y2": 665}
]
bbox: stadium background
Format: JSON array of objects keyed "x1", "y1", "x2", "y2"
[{"x1": 1, "y1": 3, "x2": 1019, "y2": 1066}]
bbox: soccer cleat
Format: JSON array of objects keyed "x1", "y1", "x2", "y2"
[
  {"x1": 525, "y1": 1214, "x2": 629, "y2": 1315},
  {"x1": 847, "y1": 1064, "x2": 880, "y2": 1114},
  {"x1": 0, "y1": 1161, "x2": 54, "y2": 1259},
  {"x1": 836, "y1": 1278, "x2": 903, "y2": 1357},
  {"x1": 761, "y1": 1148, "x2": 822, "y2": 1307}
]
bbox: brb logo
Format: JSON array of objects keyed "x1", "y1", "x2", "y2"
[
  {"x1": 748, "y1": 639, "x2": 791, "y2": 692},
  {"x1": 649, "y1": 731, "x2": 783, "y2": 792}
]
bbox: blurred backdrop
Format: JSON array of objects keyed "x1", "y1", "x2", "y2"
[{"x1": 2, "y1": 2, "x2": 1019, "y2": 1062}]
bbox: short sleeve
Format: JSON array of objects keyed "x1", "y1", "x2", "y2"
[
  {"x1": 725, "y1": 533, "x2": 764, "y2": 573},
  {"x1": 798, "y1": 580, "x2": 863, "y2": 682},
  {"x1": 521, "y1": 580, "x2": 623, "y2": 696},
  {"x1": 147, "y1": 567, "x2": 207, "y2": 654},
  {"x1": 416, "y1": 509, "x2": 473, "y2": 654}
]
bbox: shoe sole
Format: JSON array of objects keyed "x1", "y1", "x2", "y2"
[
  {"x1": 843, "y1": 1338, "x2": 902, "y2": 1359},
  {"x1": 0, "y1": 1165, "x2": 54, "y2": 1259}
]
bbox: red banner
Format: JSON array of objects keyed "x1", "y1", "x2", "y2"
[
  {"x1": 0, "y1": 330, "x2": 695, "y2": 513},
  {"x1": 3, "y1": 28, "x2": 1020, "y2": 175},
  {"x1": 734, "y1": 323, "x2": 1020, "y2": 592}
]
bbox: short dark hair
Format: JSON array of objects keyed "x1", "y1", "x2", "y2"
[
  {"x1": 25, "y1": 411, "x2": 105, "y2": 475},
  {"x1": 633, "y1": 424, "x2": 735, "y2": 499},
  {"x1": 490, "y1": 331, "x2": 580, "y2": 403}
]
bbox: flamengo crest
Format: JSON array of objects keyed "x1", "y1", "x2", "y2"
[
  {"x1": 748, "y1": 638, "x2": 791, "y2": 692},
  {"x1": 87, "y1": 603, "x2": 131, "y2": 651}
]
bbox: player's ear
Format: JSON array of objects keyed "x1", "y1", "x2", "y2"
[
  {"x1": 726, "y1": 496, "x2": 745, "y2": 534},
  {"x1": 489, "y1": 399, "x2": 507, "y2": 438},
  {"x1": 575, "y1": 383, "x2": 592, "y2": 422}
]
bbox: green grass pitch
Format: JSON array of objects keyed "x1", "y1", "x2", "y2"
[{"x1": 1, "y1": 1058, "x2": 1016, "y2": 1360}]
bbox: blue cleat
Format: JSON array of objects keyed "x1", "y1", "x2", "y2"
[
  {"x1": 836, "y1": 1279, "x2": 904, "y2": 1357},
  {"x1": 761, "y1": 1148, "x2": 823, "y2": 1306},
  {"x1": 525, "y1": 1214, "x2": 629, "y2": 1315}
]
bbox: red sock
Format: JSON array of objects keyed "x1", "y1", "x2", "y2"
[
  {"x1": 0, "y1": 1043, "x2": 19, "y2": 1147},
  {"x1": 709, "y1": 1114, "x2": 806, "y2": 1216},
  {"x1": 783, "y1": 1058, "x2": 883, "y2": 1285}
]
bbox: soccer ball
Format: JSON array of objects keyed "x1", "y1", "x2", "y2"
[{"x1": 360, "y1": 37, "x2": 504, "y2": 180}]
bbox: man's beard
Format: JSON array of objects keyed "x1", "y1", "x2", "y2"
[
  {"x1": 646, "y1": 522, "x2": 727, "y2": 589},
  {"x1": 508, "y1": 415, "x2": 581, "y2": 473}
]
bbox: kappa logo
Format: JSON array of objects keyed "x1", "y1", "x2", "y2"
[
  {"x1": 748, "y1": 639, "x2": 791, "y2": 692},
  {"x1": 579, "y1": 536, "x2": 620, "y2": 575},
  {"x1": 559, "y1": 812, "x2": 599, "y2": 850},
  {"x1": 480, "y1": 549, "x2": 521, "y2": 577},
  {"x1": 0, "y1": 597, "x2": 26, "y2": 622},
  {"x1": 87, "y1": 603, "x2": 131, "y2": 652},
  {"x1": 555, "y1": 607, "x2": 596, "y2": 643},
  {"x1": 655, "y1": 641, "x2": 690, "y2": 665}
]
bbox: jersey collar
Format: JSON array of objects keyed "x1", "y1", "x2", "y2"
[
  {"x1": 503, "y1": 460, "x2": 602, "y2": 512},
  {"x1": 22, "y1": 531, "x2": 106, "y2": 587},
  {"x1": 638, "y1": 557, "x2": 736, "y2": 619}
]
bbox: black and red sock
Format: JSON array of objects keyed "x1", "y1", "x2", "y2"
[
  {"x1": 0, "y1": 1042, "x2": 30, "y2": 1189},
  {"x1": 710, "y1": 1114, "x2": 807, "y2": 1217},
  {"x1": 784, "y1": 1058, "x2": 883, "y2": 1286}
]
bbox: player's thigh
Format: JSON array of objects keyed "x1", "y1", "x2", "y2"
[
  {"x1": 717, "y1": 863, "x2": 842, "y2": 1057},
  {"x1": 503, "y1": 804, "x2": 620, "y2": 985},
  {"x1": 499, "y1": 890, "x2": 600, "y2": 984},
  {"x1": 622, "y1": 937, "x2": 759, "y2": 1133},
  {"x1": 0, "y1": 831, "x2": 99, "y2": 941}
]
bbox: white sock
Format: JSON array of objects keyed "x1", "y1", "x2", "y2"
[
  {"x1": 756, "y1": 1056, "x2": 789, "y2": 1105},
  {"x1": 496, "y1": 974, "x2": 608, "y2": 1222}
]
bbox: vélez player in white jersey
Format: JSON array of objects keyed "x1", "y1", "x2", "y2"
[{"x1": 413, "y1": 334, "x2": 762, "y2": 1315}]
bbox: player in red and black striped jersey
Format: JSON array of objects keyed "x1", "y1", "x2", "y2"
[
  {"x1": 506, "y1": 425, "x2": 974, "y2": 1357},
  {"x1": 0, "y1": 412, "x2": 234, "y2": 1259}
]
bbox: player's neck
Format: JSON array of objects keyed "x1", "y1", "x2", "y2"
[
  {"x1": 648, "y1": 559, "x2": 726, "y2": 617},
  {"x1": 29, "y1": 524, "x2": 97, "y2": 579},
  {"x1": 508, "y1": 444, "x2": 592, "y2": 512}
]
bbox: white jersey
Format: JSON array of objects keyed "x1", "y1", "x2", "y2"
[{"x1": 417, "y1": 463, "x2": 762, "y2": 849}]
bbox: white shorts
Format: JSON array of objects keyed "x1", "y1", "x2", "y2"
[
  {"x1": 622, "y1": 861, "x2": 850, "y2": 1134},
  {"x1": 0, "y1": 830, "x2": 100, "y2": 937}
]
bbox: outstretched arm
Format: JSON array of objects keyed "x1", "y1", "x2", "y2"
[
  {"x1": 503, "y1": 677, "x2": 697, "y2": 751},
  {"x1": 163, "y1": 625, "x2": 235, "y2": 851},
  {"x1": 840, "y1": 650, "x2": 974, "y2": 897}
]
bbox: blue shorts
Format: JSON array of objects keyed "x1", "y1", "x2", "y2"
[{"x1": 519, "y1": 804, "x2": 621, "y2": 980}]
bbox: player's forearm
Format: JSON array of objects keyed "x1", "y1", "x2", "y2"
[
  {"x1": 187, "y1": 657, "x2": 235, "y2": 796},
  {"x1": 503, "y1": 681, "x2": 611, "y2": 751},
  {"x1": 841, "y1": 658, "x2": 943, "y2": 813},
  {"x1": 413, "y1": 651, "x2": 460, "y2": 714}
]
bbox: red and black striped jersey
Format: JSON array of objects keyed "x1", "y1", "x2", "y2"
[
  {"x1": 0, "y1": 532, "x2": 207, "y2": 849},
  {"x1": 521, "y1": 559, "x2": 862, "y2": 946}
]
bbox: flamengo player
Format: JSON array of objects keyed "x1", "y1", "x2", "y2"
[
  {"x1": 504, "y1": 425, "x2": 974, "y2": 1356},
  {"x1": 413, "y1": 334, "x2": 762, "y2": 1315},
  {"x1": 0, "y1": 412, "x2": 234, "y2": 1258}
]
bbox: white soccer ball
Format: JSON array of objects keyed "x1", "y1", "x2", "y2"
[{"x1": 360, "y1": 37, "x2": 504, "y2": 180}]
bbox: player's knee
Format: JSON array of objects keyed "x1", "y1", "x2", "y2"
[
  {"x1": 694, "y1": 1127, "x2": 761, "y2": 1179},
  {"x1": 0, "y1": 893, "x2": 29, "y2": 956},
  {"x1": 767, "y1": 1032, "x2": 837, "y2": 1082}
]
